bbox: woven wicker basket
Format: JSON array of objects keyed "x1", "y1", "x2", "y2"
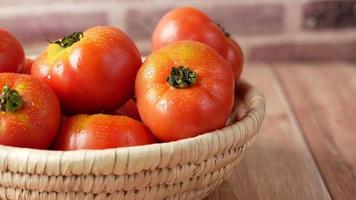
[{"x1": 0, "y1": 80, "x2": 265, "y2": 200}]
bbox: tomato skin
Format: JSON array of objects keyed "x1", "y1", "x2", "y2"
[
  {"x1": 136, "y1": 41, "x2": 234, "y2": 142},
  {"x1": 226, "y1": 38, "x2": 244, "y2": 82},
  {"x1": 20, "y1": 57, "x2": 34, "y2": 74},
  {"x1": 114, "y1": 99, "x2": 141, "y2": 121},
  {"x1": 54, "y1": 114, "x2": 156, "y2": 150},
  {"x1": 0, "y1": 29, "x2": 25, "y2": 73},
  {"x1": 152, "y1": 7, "x2": 228, "y2": 58},
  {"x1": 31, "y1": 26, "x2": 142, "y2": 114},
  {"x1": 0, "y1": 73, "x2": 61, "y2": 149}
]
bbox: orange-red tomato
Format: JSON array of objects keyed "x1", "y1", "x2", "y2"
[
  {"x1": 152, "y1": 7, "x2": 228, "y2": 58},
  {"x1": 20, "y1": 57, "x2": 34, "y2": 74},
  {"x1": 54, "y1": 114, "x2": 156, "y2": 150},
  {"x1": 0, "y1": 73, "x2": 61, "y2": 149},
  {"x1": 0, "y1": 29, "x2": 25, "y2": 73},
  {"x1": 226, "y1": 38, "x2": 244, "y2": 81},
  {"x1": 31, "y1": 26, "x2": 142, "y2": 114},
  {"x1": 136, "y1": 41, "x2": 235, "y2": 142},
  {"x1": 114, "y1": 99, "x2": 141, "y2": 121}
]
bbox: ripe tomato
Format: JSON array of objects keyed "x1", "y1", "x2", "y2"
[
  {"x1": 0, "y1": 29, "x2": 25, "y2": 73},
  {"x1": 152, "y1": 7, "x2": 228, "y2": 58},
  {"x1": 0, "y1": 73, "x2": 61, "y2": 149},
  {"x1": 226, "y1": 38, "x2": 244, "y2": 81},
  {"x1": 20, "y1": 57, "x2": 34, "y2": 74},
  {"x1": 114, "y1": 99, "x2": 141, "y2": 121},
  {"x1": 31, "y1": 26, "x2": 142, "y2": 114},
  {"x1": 54, "y1": 114, "x2": 156, "y2": 150},
  {"x1": 136, "y1": 41, "x2": 234, "y2": 142}
]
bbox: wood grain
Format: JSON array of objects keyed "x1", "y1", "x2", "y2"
[
  {"x1": 206, "y1": 64, "x2": 331, "y2": 200},
  {"x1": 275, "y1": 63, "x2": 356, "y2": 200}
]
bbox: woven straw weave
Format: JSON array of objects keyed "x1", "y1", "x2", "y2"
[{"x1": 0, "y1": 80, "x2": 265, "y2": 200}]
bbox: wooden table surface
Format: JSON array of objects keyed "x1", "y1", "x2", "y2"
[{"x1": 206, "y1": 63, "x2": 356, "y2": 200}]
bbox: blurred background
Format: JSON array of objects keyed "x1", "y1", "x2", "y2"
[{"x1": 0, "y1": 0, "x2": 355, "y2": 62}]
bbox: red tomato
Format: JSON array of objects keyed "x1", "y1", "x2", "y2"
[
  {"x1": 0, "y1": 29, "x2": 25, "y2": 72},
  {"x1": 136, "y1": 41, "x2": 234, "y2": 142},
  {"x1": 54, "y1": 114, "x2": 156, "y2": 150},
  {"x1": 31, "y1": 26, "x2": 142, "y2": 114},
  {"x1": 20, "y1": 57, "x2": 34, "y2": 74},
  {"x1": 114, "y1": 99, "x2": 141, "y2": 121},
  {"x1": 0, "y1": 73, "x2": 61, "y2": 149},
  {"x1": 226, "y1": 38, "x2": 244, "y2": 81},
  {"x1": 152, "y1": 7, "x2": 228, "y2": 58}
]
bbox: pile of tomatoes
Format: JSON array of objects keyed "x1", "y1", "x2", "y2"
[{"x1": 0, "y1": 7, "x2": 243, "y2": 150}]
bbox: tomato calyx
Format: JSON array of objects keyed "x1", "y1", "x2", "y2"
[
  {"x1": 0, "y1": 85, "x2": 24, "y2": 112},
  {"x1": 216, "y1": 23, "x2": 230, "y2": 38},
  {"x1": 50, "y1": 32, "x2": 83, "y2": 48},
  {"x1": 167, "y1": 66, "x2": 197, "y2": 89}
]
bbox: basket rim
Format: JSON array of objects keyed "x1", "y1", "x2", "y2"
[{"x1": 0, "y1": 79, "x2": 265, "y2": 176}]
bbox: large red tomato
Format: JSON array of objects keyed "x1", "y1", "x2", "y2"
[
  {"x1": 151, "y1": 7, "x2": 228, "y2": 58},
  {"x1": 0, "y1": 29, "x2": 25, "y2": 73},
  {"x1": 54, "y1": 114, "x2": 156, "y2": 150},
  {"x1": 136, "y1": 41, "x2": 235, "y2": 142},
  {"x1": 0, "y1": 73, "x2": 61, "y2": 149},
  {"x1": 31, "y1": 26, "x2": 142, "y2": 114}
]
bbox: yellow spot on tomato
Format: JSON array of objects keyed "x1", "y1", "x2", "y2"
[
  {"x1": 16, "y1": 113, "x2": 28, "y2": 123},
  {"x1": 0, "y1": 122, "x2": 4, "y2": 134},
  {"x1": 45, "y1": 44, "x2": 73, "y2": 66},
  {"x1": 15, "y1": 83, "x2": 27, "y2": 93}
]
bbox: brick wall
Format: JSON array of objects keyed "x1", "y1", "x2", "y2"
[{"x1": 0, "y1": 0, "x2": 355, "y2": 62}]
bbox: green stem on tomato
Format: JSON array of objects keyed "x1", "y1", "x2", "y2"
[
  {"x1": 167, "y1": 66, "x2": 197, "y2": 89},
  {"x1": 0, "y1": 85, "x2": 24, "y2": 112},
  {"x1": 49, "y1": 32, "x2": 83, "y2": 48}
]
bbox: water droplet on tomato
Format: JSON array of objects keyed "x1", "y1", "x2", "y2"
[{"x1": 54, "y1": 63, "x2": 64, "y2": 74}]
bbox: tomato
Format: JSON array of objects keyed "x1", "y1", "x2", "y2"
[
  {"x1": 114, "y1": 99, "x2": 141, "y2": 121},
  {"x1": 0, "y1": 29, "x2": 25, "y2": 73},
  {"x1": 0, "y1": 73, "x2": 61, "y2": 149},
  {"x1": 226, "y1": 38, "x2": 244, "y2": 81},
  {"x1": 151, "y1": 7, "x2": 228, "y2": 58},
  {"x1": 31, "y1": 26, "x2": 142, "y2": 114},
  {"x1": 54, "y1": 114, "x2": 156, "y2": 150},
  {"x1": 136, "y1": 41, "x2": 234, "y2": 142},
  {"x1": 20, "y1": 57, "x2": 34, "y2": 74}
]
